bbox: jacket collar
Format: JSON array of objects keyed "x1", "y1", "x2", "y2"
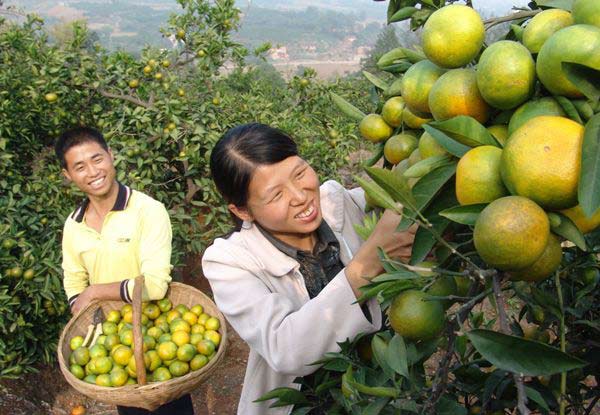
[
  {"x1": 237, "y1": 181, "x2": 346, "y2": 277},
  {"x1": 71, "y1": 182, "x2": 131, "y2": 223}
]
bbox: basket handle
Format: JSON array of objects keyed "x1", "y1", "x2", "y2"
[{"x1": 132, "y1": 275, "x2": 147, "y2": 385}]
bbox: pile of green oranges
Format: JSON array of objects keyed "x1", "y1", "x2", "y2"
[{"x1": 67, "y1": 299, "x2": 222, "y2": 387}]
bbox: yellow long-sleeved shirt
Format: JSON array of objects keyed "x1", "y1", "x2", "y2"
[{"x1": 61, "y1": 183, "x2": 173, "y2": 307}]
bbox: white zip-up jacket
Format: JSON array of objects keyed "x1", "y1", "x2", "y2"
[{"x1": 201, "y1": 180, "x2": 383, "y2": 415}]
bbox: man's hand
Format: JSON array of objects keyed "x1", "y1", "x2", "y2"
[
  {"x1": 70, "y1": 281, "x2": 124, "y2": 315},
  {"x1": 71, "y1": 286, "x2": 96, "y2": 315}
]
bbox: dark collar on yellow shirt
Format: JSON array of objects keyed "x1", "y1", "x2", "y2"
[{"x1": 71, "y1": 182, "x2": 132, "y2": 223}]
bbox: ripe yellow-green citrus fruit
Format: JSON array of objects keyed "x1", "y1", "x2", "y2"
[
  {"x1": 510, "y1": 233, "x2": 563, "y2": 282},
  {"x1": 388, "y1": 290, "x2": 445, "y2": 341},
  {"x1": 474, "y1": 196, "x2": 549, "y2": 270},
  {"x1": 476, "y1": 40, "x2": 536, "y2": 110},
  {"x1": 401, "y1": 60, "x2": 446, "y2": 115},
  {"x1": 359, "y1": 114, "x2": 393, "y2": 143},
  {"x1": 508, "y1": 97, "x2": 565, "y2": 134},
  {"x1": 560, "y1": 204, "x2": 600, "y2": 234},
  {"x1": 44, "y1": 93, "x2": 58, "y2": 103},
  {"x1": 501, "y1": 116, "x2": 583, "y2": 210},
  {"x1": 456, "y1": 146, "x2": 508, "y2": 205},
  {"x1": 418, "y1": 131, "x2": 447, "y2": 159},
  {"x1": 536, "y1": 24, "x2": 600, "y2": 98},
  {"x1": 422, "y1": 5, "x2": 485, "y2": 69},
  {"x1": 428, "y1": 68, "x2": 490, "y2": 124},
  {"x1": 522, "y1": 9, "x2": 574, "y2": 53},
  {"x1": 128, "y1": 79, "x2": 139, "y2": 88},
  {"x1": 486, "y1": 125, "x2": 509, "y2": 146},
  {"x1": 403, "y1": 107, "x2": 432, "y2": 129},
  {"x1": 572, "y1": 0, "x2": 600, "y2": 27},
  {"x1": 384, "y1": 134, "x2": 418, "y2": 164},
  {"x1": 381, "y1": 96, "x2": 405, "y2": 127}
]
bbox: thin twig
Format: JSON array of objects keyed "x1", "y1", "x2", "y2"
[
  {"x1": 424, "y1": 326, "x2": 456, "y2": 414},
  {"x1": 492, "y1": 274, "x2": 530, "y2": 415},
  {"x1": 96, "y1": 89, "x2": 154, "y2": 109},
  {"x1": 483, "y1": 9, "x2": 540, "y2": 29},
  {"x1": 555, "y1": 273, "x2": 568, "y2": 415}
]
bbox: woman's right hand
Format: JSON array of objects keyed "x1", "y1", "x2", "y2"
[{"x1": 346, "y1": 209, "x2": 416, "y2": 297}]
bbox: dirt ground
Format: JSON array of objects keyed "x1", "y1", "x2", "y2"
[{"x1": 0, "y1": 270, "x2": 249, "y2": 415}]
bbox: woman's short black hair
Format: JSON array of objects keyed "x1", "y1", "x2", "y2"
[
  {"x1": 55, "y1": 127, "x2": 108, "y2": 169},
  {"x1": 210, "y1": 123, "x2": 298, "y2": 227}
]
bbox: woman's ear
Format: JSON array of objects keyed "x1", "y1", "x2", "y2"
[{"x1": 228, "y1": 204, "x2": 253, "y2": 223}]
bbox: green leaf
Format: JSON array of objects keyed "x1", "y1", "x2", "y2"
[
  {"x1": 363, "y1": 398, "x2": 391, "y2": 415},
  {"x1": 467, "y1": 329, "x2": 588, "y2": 376},
  {"x1": 534, "y1": 0, "x2": 573, "y2": 10},
  {"x1": 428, "y1": 116, "x2": 499, "y2": 148},
  {"x1": 562, "y1": 62, "x2": 600, "y2": 103},
  {"x1": 524, "y1": 386, "x2": 550, "y2": 412},
  {"x1": 439, "y1": 204, "x2": 487, "y2": 226},
  {"x1": 372, "y1": 334, "x2": 395, "y2": 379},
  {"x1": 362, "y1": 71, "x2": 390, "y2": 91},
  {"x1": 412, "y1": 163, "x2": 457, "y2": 211},
  {"x1": 403, "y1": 154, "x2": 454, "y2": 178},
  {"x1": 365, "y1": 166, "x2": 417, "y2": 211},
  {"x1": 510, "y1": 24, "x2": 524, "y2": 42},
  {"x1": 329, "y1": 92, "x2": 366, "y2": 121},
  {"x1": 549, "y1": 212, "x2": 587, "y2": 251},
  {"x1": 436, "y1": 396, "x2": 468, "y2": 415},
  {"x1": 387, "y1": 0, "x2": 402, "y2": 23},
  {"x1": 579, "y1": 114, "x2": 600, "y2": 216},
  {"x1": 410, "y1": 185, "x2": 455, "y2": 264},
  {"x1": 554, "y1": 96, "x2": 583, "y2": 124},
  {"x1": 386, "y1": 334, "x2": 409, "y2": 378},
  {"x1": 389, "y1": 6, "x2": 418, "y2": 23},
  {"x1": 254, "y1": 387, "x2": 309, "y2": 405},
  {"x1": 377, "y1": 48, "x2": 407, "y2": 68},
  {"x1": 364, "y1": 143, "x2": 385, "y2": 167},
  {"x1": 355, "y1": 176, "x2": 398, "y2": 212},
  {"x1": 422, "y1": 125, "x2": 471, "y2": 157}
]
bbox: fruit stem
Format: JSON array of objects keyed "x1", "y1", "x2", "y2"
[{"x1": 554, "y1": 272, "x2": 567, "y2": 415}]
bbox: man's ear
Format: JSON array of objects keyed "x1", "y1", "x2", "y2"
[
  {"x1": 62, "y1": 168, "x2": 72, "y2": 182},
  {"x1": 228, "y1": 204, "x2": 253, "y2": 223}
]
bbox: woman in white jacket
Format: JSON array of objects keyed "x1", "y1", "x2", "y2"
[{"x1": 201, "y1": 123, "x2": 415, "y2": 414}]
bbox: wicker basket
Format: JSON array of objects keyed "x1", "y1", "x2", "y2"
[{"x1": 57, "y1": 277, "x2": 228, "y2": 410}]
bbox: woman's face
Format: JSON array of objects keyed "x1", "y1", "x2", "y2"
[{"x1": 230, "y1": 156, "x2": 322, "y2": 247}]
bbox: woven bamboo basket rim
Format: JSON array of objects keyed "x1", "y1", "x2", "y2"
[{"x1": 57, "y1": 279, "x2": 228, "y2": 410}]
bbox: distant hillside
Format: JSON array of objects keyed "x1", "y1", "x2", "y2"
[{"x1": 7, "y1": 0, "x2": 382, "y2": 60}]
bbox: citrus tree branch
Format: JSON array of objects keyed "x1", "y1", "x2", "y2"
[
  {"x1": 492, "y1": 274, "x2": 530, "y2": 415},
  {"x1": 554, "y1": 273, "x2": 567, "y2": 415},
  {"x1": 483, "y1": 9, "x2": 540, "y2": 29},
  {"x1": 95, "y1": 89, "x2": 154, "y2": 109}
]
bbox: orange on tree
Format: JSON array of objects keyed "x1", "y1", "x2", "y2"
[
  {"x1": 476, "y1": 40, "x2": 536, "y2": 110},
  {"x1": 381, "y1": 96, "x2": 405, "y2": 127},
  {"x1": 422, "y1": 4, "x2": 485, "y2": 69},
  {"x1": 388, "y1": 289, "x2": 445, "y2": 341},
  {"x1": 486, "y1": 125, "x2": 509, "y2": 146},
  {"x1": 456, "y1": 146, "x2": 508, "y2": 205},
  {"x1": 128, "y1": 79, "x2": 139, "y2": 88},
  {"x1": 510, "y1": 233, "x2": 563, "y2": 282},
  {"x1": 536, "y1": 24, "x2": 600, "y2": 98},
  {"x1": 403, "y1": 107, "x2": 432, "y2": 129},
  {"x1": 474, "y1": 196, "x2": 549, "y2": 270},
  {"x1": 384, "y1": 134, "x2": 418, "y2": 164},
  {"x1": 400, "y1": 60, "x2": 445, "y2": 115},
  {"x1": 508, "y1": 97, "x2": 565, "y2": 134},
  {"x1": 522, "y1": 9, "x2": 574, "y2": 53},
  {"x1": 501, "y1": 116, "x2": 583, "y2": 210},
  {"x1": 418, "y1": 131, "x2": 447, "y2": 159},
  {"x1": 428, "y1": 68, "x2": 490, "y2": 124},
  {"x1": 359, "y1": 114, "x2": 393, "y2": 143},
  {"x1": 44, "y1": 92, "x2": 58, "y2": 103},
  {"x1": 560, "y1": 204, "x2": 600, "y2": 234},
  {"x1": 572, "y1": 0, "x2": 600, "y2": 27}
]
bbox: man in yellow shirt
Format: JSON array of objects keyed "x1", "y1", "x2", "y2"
[{"x1": 56, "y1": 127, "x2": 194, "y2": 415}]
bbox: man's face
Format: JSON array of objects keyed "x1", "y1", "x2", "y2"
[{"x1": 62, "y1": 140, "x2": 117, "y2": 199}]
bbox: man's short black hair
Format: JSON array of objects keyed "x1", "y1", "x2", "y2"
[{"x1": 55, "y1": 127, "x2": 109, "y2": 169}]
